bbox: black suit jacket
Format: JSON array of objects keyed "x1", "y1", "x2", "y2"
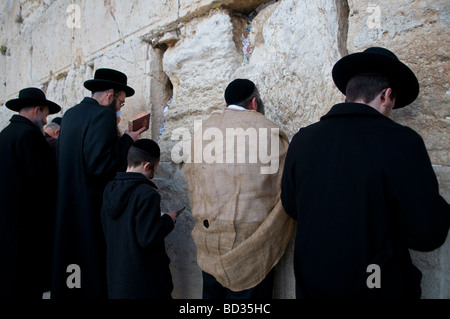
[
  {"x1": 51, "y1": 97, "x2": 134, "y2": 299},
  {"x1": 281, "y1": 102, "x2": 450, "y2": 298},
  {"x1": 0, "y1": 115, "x2": 56, "y2": 298}
]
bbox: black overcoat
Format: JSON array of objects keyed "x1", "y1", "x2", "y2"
[
  {"x1": 0, "y1": 115, "x2": 56, "y2": 298},
  {"x1": 281, "y1": 103, "x2": 450, "y2": 299},
  {"x1": 101, "y1": 172, "x2": 174, "y2": 299},
  {"x1": 51, "y1": 97, "x2": 133, "y2": 299}
]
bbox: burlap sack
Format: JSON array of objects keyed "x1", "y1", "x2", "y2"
[{"x1": 184, "y1": 108, "x2": 295, "y2": 291}]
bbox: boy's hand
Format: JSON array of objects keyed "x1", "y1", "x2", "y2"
[{"x1": 165, "y1": 211, "x2": 177, "y2": 223}]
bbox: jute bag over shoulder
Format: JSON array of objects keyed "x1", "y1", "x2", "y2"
[{"x1": 184, "y1": 108, "x2": 295, "y2": 291}]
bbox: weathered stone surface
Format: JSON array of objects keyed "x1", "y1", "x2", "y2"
[
  {"x1": 347, "y1": 0, "x2": 450, "y2": 165},
  {"x1": 160, "y1": 10, "x2": 244, "y2": 161},
  {"x1": 235, "y1": 0, "x2": 349, "y2": 137},
  {"x1": 179, "y1": 0, "x2": 275, "y2": 18},
  {"x1": 0, "y1": 0, "x2": 448, "y2": 299},
  {"x1": 412, "y1": 165, "x2": 450, "y2": 298}
]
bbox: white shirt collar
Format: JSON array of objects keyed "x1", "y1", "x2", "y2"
[{"x1": 227, "y1": 104, "x2": 247, "y2": 111}]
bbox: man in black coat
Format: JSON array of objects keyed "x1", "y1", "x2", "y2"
[
  {"x1": 281, "y1": 47, "x2": 450, "y2": 299},
  {"x1": 0, "y1": 88, "x2": 61, "y2": 299},
  {"x1": 51, "y1": 69, "x2": 145, "y2": 299},
  {"x1": 101, "y1": 139, "x2": 177, "y2": 299}
]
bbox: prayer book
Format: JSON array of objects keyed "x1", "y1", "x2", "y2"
[{"x1": 128, "y1": 112, "x2": 150, "y2": 132}]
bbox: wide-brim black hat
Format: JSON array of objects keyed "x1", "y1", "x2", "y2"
[
  {"x1": 332, "y1": 47, "x2": 419, "y2": 109},
  {"x1": 84, "y1": 68, "x2": 135, "y2": 97},
  {"x1": 5, "y1": 87, "x2": 61, "y2": 114}
]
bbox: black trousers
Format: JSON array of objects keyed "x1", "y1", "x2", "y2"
[{"x1": 202, "y1": 270, "x2": 274, "y2": 299}]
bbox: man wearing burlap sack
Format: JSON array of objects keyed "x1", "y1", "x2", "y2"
[{"x1": 184, "y1": 79, "x2": 295, "y2": 299}]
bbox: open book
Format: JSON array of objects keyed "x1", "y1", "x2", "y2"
[{"x1": 128, "y1": 112, "x2": 150, "y2": 132}]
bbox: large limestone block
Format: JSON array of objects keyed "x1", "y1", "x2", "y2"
[
  {"x1": 74, "y1": 0, "x2": 178, "y2": 59},
  {"x1": 98, "y1": 0, "x2": 178, "y2": 39},
  {"x1": 45, "y1": 65, "x2": 91, "y2": 117},
  {"x1": 0, "y1": 1, "x2": 21, "y2": 46},
  {"x1": 235, "y1": 0, "x2": 349, "y2": 138},
  {"x1": 1, "y1": 0, "x2": 74, "y2": 97},
  {"x1": 347, "y1": 0, "x2": 450, "y2": 165},
  {"x1": 1, "y1": 25, "x2": 34, "y2": 99},
  {"x1": 156, "y1": 162, "x2": 202, "y2": 298},
  {"x1": 1, "y1": 1, "x2": 74, "y2": 94},
  {"x1": 1, "y1": 0, "x2": 179, "y2": 101},
  {"x1": 29, "y1": 1, "x2": 74, "y2": 84},
  {"x1": 161, "y1": 10, "x2": 243, "y2": 160}
]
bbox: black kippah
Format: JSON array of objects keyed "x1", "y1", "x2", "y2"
[
  {"x1": 224, "y1": 79, "x2": 256, "y2": 105},
  {"x1": 132, "y1": 139, "x2": 160, "y2": 159}
]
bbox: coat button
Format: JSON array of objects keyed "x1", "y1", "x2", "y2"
[{"x1": 203, "y1": 220, "x2": 209, "y2": 228}]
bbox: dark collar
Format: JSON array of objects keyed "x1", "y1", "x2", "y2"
[
  {"x1": 321, "y1": 102, "x2": 389, "y2": 121},
  {"x1": 81, "y1": 97, "x2": 100, "y2": 105},
  {"x1": 10, "y1": 114, "x2": 42, "y2": 131},
  {"x1": 115, "y1": 171, "x2": 158, "y2": 190}
]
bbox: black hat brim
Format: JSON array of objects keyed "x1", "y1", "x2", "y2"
[
  {"x1": 5, "y1": 97, "x2": 61, "y2": 114},
  {"x1": 332, "y1": 52, "x2": 419, "y2": 108},
  {"x1": 84, "y1": 79, "x2": 135, "y2": 97}
]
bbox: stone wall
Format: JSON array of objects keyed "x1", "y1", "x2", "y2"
[{"x1": 0, "y1": 0, "x2": 448, "y2": 298}]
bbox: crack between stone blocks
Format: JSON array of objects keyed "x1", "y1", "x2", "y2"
[
  {"x1": 336, "y1": 0, "x2": 350, "y2": 57},
  {"x1": 104, "y1": 0, "x2": 124, "y2": 43}
]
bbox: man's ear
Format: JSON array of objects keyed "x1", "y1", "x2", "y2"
[
  {"x1": 33, "y1": 106, "x2": 41, "y2": 117},
  {"x1": 143, "y1": 162, "x2": 152, "y2": 171},
  {"x1": 248, "y1": 97, "x2": 258, "y2": 111},
  {"x1": 106, "y1": 90, "x2": 114, "y2": 100},
  {"x1": 379, "y1": 88, "x2": 395, "y2": 117},
  {"x1": 381, "y1": 87, "x2": 392, "y2": 101}
]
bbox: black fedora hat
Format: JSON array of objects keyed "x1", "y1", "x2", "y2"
[
  {"x1": 5, "y1": 87, "x2": 61, "y2": 114},
  {"x1": 332, "y1": 47, "x2": 419, "y2": 108},
  {"x1": 84, "y1": 68, "x2": 135, "y2": 97}
]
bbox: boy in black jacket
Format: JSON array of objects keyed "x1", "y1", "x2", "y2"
[{"x1": 101, "y1": 139, "x2": 177, "y2": 299}]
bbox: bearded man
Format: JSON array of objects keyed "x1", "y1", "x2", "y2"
[
  {"x1": 51, "y1": 68, "x2": 145, "y2": 299},
  {"x1": 0, "y1": 87, "x2": 61, "y2": 299},
  {"x1": 184, "y1": 79, "x2": 295, "y2": 299}
]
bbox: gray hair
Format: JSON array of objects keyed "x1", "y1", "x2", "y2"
[{"x1": 235, "y1": 87, "x2": 265, "y2": 115}]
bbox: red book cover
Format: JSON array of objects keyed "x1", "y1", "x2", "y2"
[{"x1": 128, "y1": 112, "x2": 150, "y2": 132}]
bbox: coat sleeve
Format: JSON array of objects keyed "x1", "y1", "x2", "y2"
[
  {"x1": 82, "y1": 109, "x2": 133, "y2": 177},
  {"x1": 134, "y1": 190, "x2": 174, "y2": 248},
  {"x1": 114, "y1": 134, "x2": 134, "y2": 172},
  {"x1": 281, "y1": 133, "x2": 300, "y2": 220},
  {"x1": 390, "y1": 129, "x2": 450, "y2": 252}
]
